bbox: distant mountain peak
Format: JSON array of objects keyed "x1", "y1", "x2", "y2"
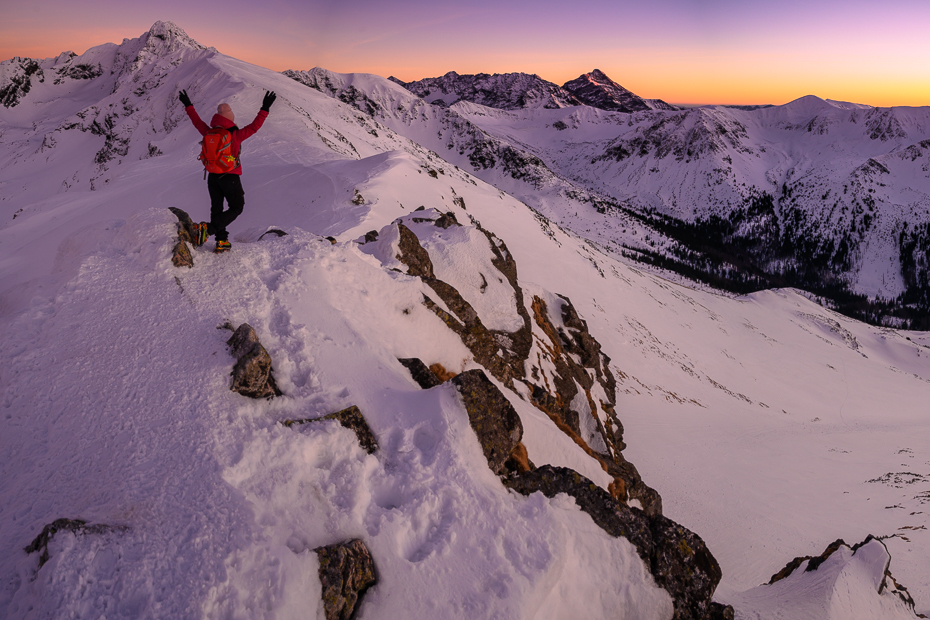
[
  {"x1": 563, "y1": 69, "x2": 678, "y2": 113},
  {"x1": 142, "y1": 21, "x2": 210, "y2": 53}
]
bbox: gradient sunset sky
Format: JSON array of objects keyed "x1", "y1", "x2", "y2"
[{"x1": 3, "y1": 0, "x2": 929, "y2": 106}]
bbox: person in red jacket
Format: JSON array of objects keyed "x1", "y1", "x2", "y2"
[{"x1": 178, "y1": 89, "x2": 276, "y2": 253}]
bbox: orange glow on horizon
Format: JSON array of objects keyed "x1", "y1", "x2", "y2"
[{"x1": 2, "y1": 19, "x2": 929, "y2": 109}]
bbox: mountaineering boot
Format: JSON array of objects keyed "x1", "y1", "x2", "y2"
[
  {"x1": 193, "y1": 222, "x2": 209, "y2": 247},
  {"x1": 214, "y1": 240, "x2": 231, "y2": 254}
]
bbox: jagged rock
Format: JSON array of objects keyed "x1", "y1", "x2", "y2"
[
  {"x1": 226, "y1": 323, "x2": 281, "y2": 399},
  {"x1": 314, "y1": 539, "x2": 377, "y2": 620},
  {"x1": 768, "y1": 538, "x2": 847, "y2": 583},
  {"x1": 450, "y1": 369, "x2": 523, "y2": 476},
  {"x1": 169, "y1": 207, "x2": 198, "y2": 267},
  {"x1": 396, "y1": 222, "x2": 530, "y2": 389},
  {"x1": 504, "y1": 465, "x2": 721, "y2": 620},
  {"x1": 525, "y1": 294, "x2": 665, "y2": 514},
  {"x1": 172, "y1": 239, "x2": 193, "y2": 268},
  {"x1": 398, "y1": 357, "x2": 442, "y2": 389},
  {"x1": 282, "y1": 406, "x2": 378, "y2": 454},
  {"x1": 168, "y1": 206, "x2": 197, "y2": 240},
  {"x1": 396, "y1": 224, "x2": 434, "y2": 278},
  {"x1": 651, "y1": 514, "x2": 723, "y2": 620},
  {"x1": 24, "y1": 518, "x2": 127, "y2": 569},
  {"x1": 504, "y1": 465, "x2": 655, "y2": 558}
]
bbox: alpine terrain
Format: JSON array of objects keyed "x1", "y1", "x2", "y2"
[{"x1": 1, "y1": 21, "x2": 928, "y2": 620}]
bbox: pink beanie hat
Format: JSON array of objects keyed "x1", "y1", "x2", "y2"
[{"x1": 217, "y1": 103, "x2": 234, "y2": 122}]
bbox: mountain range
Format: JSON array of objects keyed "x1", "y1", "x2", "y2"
[
  {"x1": 1, "y1": 21, "x2": 928, "y2": 620},
  {"x1": 389, "y1": 69, "x2": 677, "y2": 113}
]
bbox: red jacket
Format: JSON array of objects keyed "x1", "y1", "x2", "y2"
[{"x1": 185, "y1": 106, "x2": 268, "y2": 175}]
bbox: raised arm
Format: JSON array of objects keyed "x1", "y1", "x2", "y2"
[{"x1": 178, "y1": 89, "x2": 209, "y2": 136}]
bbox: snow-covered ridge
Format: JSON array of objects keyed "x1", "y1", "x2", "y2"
[
  {"x1": 389, "y1": 70, "x2": 581, "y2": 110},
  {"x1": 1, "y1": 22, "x2": 928, "y2": 620},
  {"x1": 298, "y1": 67, "x2": 930, "y2": 318},
  {"x1": 391, "y1": 68, "x2": 677, "y2": 113}
]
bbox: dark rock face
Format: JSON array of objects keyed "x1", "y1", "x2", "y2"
[
  {"x1": 283, "y1": 406, "x2": 379, "y2": 454},
  {"x1": 315, "y1": 539, "x2": 377, "y2": 620},
  {"x1": 25, "y1": 518, "x2": 127, "y2": 570},
  {"x1": 504, "y1": 465, "x2": 721, "y2": 620},
  {"x1": 398, "y1": 357, "x2": 442, "y2": 389},
  {"x1": 396, "y1": 224, "x2": 435, "y2": 278},
  {"x1": 226, "y1": 324, "x2": 281, "y2": 399},
  {"x1": 651, "y1": 514, "x2": 724, "y2": 620},
  {"x1": 451, "y1": 370, "x2": 524, "y2": 476}
]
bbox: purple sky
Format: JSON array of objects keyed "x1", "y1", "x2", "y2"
[{"x1": 3, "y1": 0, "x2": 929, "y2": 105}]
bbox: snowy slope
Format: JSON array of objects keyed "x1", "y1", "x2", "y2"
[
  {"x1": 1, "y1": 22, "x2": 928, "y2": 620},
  {"x1": 288, "y1": 67, "x2": 930, "y2": 310},
  {"x1": 450, "y1": 95, "x2": 930, "y2": 301}
]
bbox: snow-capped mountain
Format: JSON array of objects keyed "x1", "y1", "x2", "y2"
[
  {"x1": 2, "y1": 22, "x2": 928, "y2": 620},
  {"x1": 562, "y1": 69, "x2": 678, "y2": 112},
  {"x1": 305, "y1": 68, "x2": 930, "y2": 327},
  {"x1": 389, "y1": 71, "x2": 582, "y2": 110}
]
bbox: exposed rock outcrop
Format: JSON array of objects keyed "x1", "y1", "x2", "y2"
[
  {"x1": 283, "y1": 406, "x2": 379, "y2": 454},
  {"x1": 451, "y1": 369, "x2": 524, "y2": 476},
  {"x1": 169, "y1": 206, "x2": 197, "y2": 268},
  {"x1": 391, "y1": 215, "x2": 661, "y2": 512},
  {"x1": 525, "y1": 293, "x2": 661, "y2": 515},
  {"x1": 379, "y1": 212, "x2": 721, "y2": 615},
  {"x1": 395, "y1": 222, "x2": 532, "y2": 389},
  {"x1": 315, "y1": 539, "x2": 377, "y2": 620},
  {"x1": 226, "y1": 323, "x2": 282, "y2": 399},
  {"x1": 25, "y1": 518, "x2": 128, "y2": 570},
  {"x1": 397, "y1": 357, "x2": 443, "y2": 389},
  {"x1": 504, "y1": 465, "x2": 722, "y2": 620}
]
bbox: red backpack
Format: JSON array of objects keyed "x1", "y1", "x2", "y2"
[{"x1": 198, "y1": 127, "x2": 238, "y2": 174}]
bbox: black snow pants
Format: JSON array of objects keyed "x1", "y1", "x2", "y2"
[{"x1": 207, "y1": 173, "x2": 245, "y2": 242}]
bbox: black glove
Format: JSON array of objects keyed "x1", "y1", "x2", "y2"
[
  {"x1": 261, "y1": 91, "x2": 276, "y2": 112},
  {"x1": 178, "y1": 89, "x2": 192, "y2": 108}
]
